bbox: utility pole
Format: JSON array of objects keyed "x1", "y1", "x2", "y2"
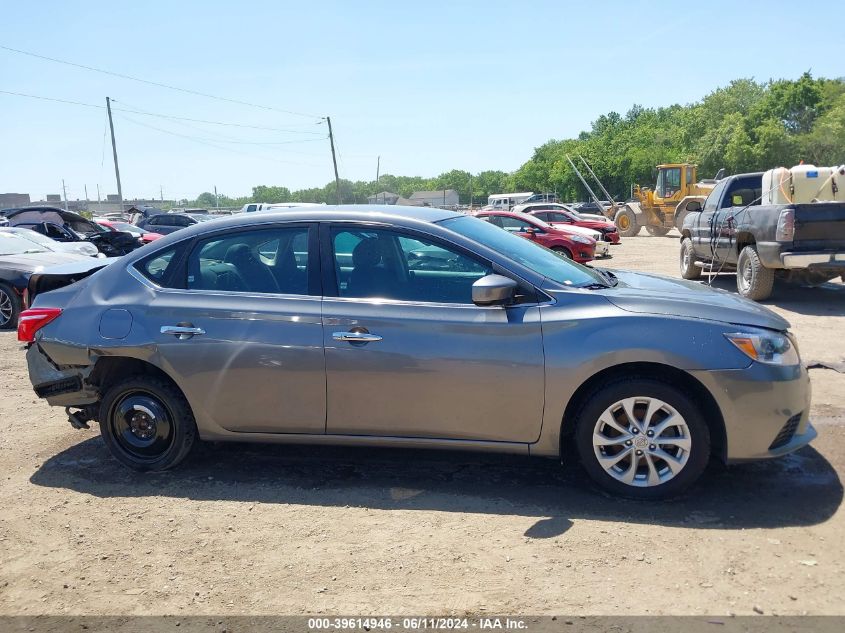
[
  {"x1": 326, "y1": 116, "x2": 342, "y2": 204},
  {"x1": 96, "y1": 184, "x2": 101, "y2": 208},
  {"x1": 160, "y1": 185, "x2": 164, "y2": 202},
  {"x1": 376, "y1": 155, "x2": 380, "y2": 187},
  {"x1": 468, "y1": 173, "x2": 473, "y2": 208},
  {"x1": 61, "y1": 179, "x2": 69, "y2": 211},
  {"x1": 214, "y1": 185, "x2": 219, "y2": 209},
  {"x1": 106, "y1": 97, "x2": 124, "y2": 211},
  {"x1": 84, "y1": 184, "x2": 89, "y2": 210}
]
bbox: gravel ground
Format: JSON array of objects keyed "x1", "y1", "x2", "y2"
[{"x1": 0, "y1": 233, "x2": 843, "y2": 616}]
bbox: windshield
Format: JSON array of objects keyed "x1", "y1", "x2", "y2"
[
  {"x1": 189, "y1": 214, "x2": 213, "y2": 222},
  {"x1": 440, "y1": 215, "x2": 606, "y2": 287},
  {"x1": 0, "y1": 232, "x2": 50, "y2": 255}
]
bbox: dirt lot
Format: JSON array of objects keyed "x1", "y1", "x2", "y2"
[{"x1": 0, "y1": 234, "x2": 843, "y2": 616}]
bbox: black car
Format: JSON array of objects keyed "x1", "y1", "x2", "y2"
[
  {"x1": 1, "y1": 207, "x2": 143, "y2": 257},
  {"x1": 0, "y1": 231, "x2": 92, "y2": 328},
  {"x1": 136, "y1": 213, "x2": 213, "y2": 235}
]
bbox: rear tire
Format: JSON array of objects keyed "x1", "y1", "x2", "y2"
[
  {"x1": 615, "y1": 208, "x2": 640, "y2": 237},
  {"x1": 679, "y1": 238, "x2": 701, "y2": 280},
  {"x1": 645, "y1": 225, "x2": 670, "y2": 237},
  {"x1": 552, "y1": 246, "x2": 573, "y2": 259},
  {"x1": 574, "y1": 377, "x2": 710, "y2": 499},
  {"x1": 736, "y1": 245, "x2": 774, "y2": 301},
  {"x1": 99, "y1": 376, "x2": 197, "y2": 471},
  {"x1": 0, "y1": 282, "x2": 21, "y2": 330}
]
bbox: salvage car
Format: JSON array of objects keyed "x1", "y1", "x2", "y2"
[
  {"x1": 1, "y1": 226, "x2": 101, "y2": 257},
  {"x1": 475, "y1": 210, "x2": 597, "y2": 262},
  {"x1": 516, "y1": 203, "x2": 621, "y2": 245},
  {"x1": 2, "y1": 206, "x2": 143, "y2": 257},
  {"x1": 136, "y1": 213, "x2": 213, "y2": 236},
  {"x1": 20, "y1": 206, "x2": 814, "y2": 498},
  {"x1": 94, "y1": 218, "x2": 163, "y2": 243},
  {"x1": 0, "y1": 231, "x2": 91, "y2": 328}
]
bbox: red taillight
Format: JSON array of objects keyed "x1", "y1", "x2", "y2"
[{"x1": 17, "y1": 308, "x2": 63, "y2": 343}]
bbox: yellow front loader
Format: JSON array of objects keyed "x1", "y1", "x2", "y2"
[{"x1": 613, "y1": 164, "x2": 721, "y2": 237}]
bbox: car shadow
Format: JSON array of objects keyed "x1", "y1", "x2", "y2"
[
  {"x1": 30, "y1": 435, "x2": 842, "y2": 539},
  {"x1": 704, "y1": 274, "x2": 845, "y2": 316}
]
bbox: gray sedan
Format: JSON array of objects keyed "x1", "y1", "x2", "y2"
[{"x1": 20, "y1": 206, "x2": 815, "y2": 498}]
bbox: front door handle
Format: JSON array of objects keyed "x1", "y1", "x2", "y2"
[
  {"x1": 333, "y1": 331, "x2": 383, "y2": 343},
  {"x1": 161, "y1": 325, "x2": 205, "y2": 339}
]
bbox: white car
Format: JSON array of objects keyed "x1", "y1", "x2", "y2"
[{"x1": 0, "y1": 227, "x2": 101, "y2": 257}]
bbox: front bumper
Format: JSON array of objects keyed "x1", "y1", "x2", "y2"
[{"x1": 690, "y1": 361, "x2": 815, "y2": 462}]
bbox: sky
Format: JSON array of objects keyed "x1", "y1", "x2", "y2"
[{"x1": 1, "y1": 0, "x2": 844, "y2": 202}]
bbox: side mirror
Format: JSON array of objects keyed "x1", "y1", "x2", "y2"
[
  {"x1": 472, "y1": 274, "x2": 518, "y2": 307},
  {"x1": 523, "y1": 226, "x2": 536, "y2": 235},
  {"x1": 685, "y1": 200, "x2": 702, "y2": 213}
]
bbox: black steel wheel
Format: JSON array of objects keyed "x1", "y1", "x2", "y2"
[{"x1": 99, "y1": 376, "x2": 196, "y2": 471}]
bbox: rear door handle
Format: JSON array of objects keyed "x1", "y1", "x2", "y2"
[
  {"x1": 333, "y1": 331, "x2": 383, "y2": 343},
  {"x1": 161, "y1": 325, "x2": 205, "y2": 339}
]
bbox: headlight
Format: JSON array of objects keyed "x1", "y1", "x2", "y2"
[
  {"x1": 724, "y1": 330, "x2": 800, "y2": 365},
  {"x1": 571, "y1": 235, "x2": 593, "y2": 245},
  {"x1": 79, "y1": 243, "x2": 99, "y2": 256}
]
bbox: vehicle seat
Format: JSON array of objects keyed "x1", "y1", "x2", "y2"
[
  {"x1": 223, "y1": 243, "x2": 279, "y2": 293},
  {"x1": 347, "y1": 238, "x2": 397, "y2": 298},
  {"x1": 271, "y1": 244, "x2": 308, "y2": 294}
]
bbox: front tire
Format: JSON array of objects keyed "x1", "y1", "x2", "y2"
[
  {"x1": 736, "y1": 245, "x2": 774, "y2": 301},
  {"x1": 0, "y1": 282, "x2": 21, "y2": 330},
  {"x1": 552, "y1": 246, "x2": 573, "y2": 259},
  {"x1": 574, "y1": 378, "x2": 710, "y2": 499},
  {"x1": 615, "y1": 208, "x2": 640, "y2": 237},
  {"x1": 679, "y1": 238, "x2": 701, "y2": 280},
  {"x1": 99, "y1": 376, "x2": 197, "y2": 471}
]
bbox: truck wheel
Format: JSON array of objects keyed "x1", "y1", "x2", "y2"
[
  {"x1": 614, "y1": 208, "x2": 640, "y2": 237},
  {"x1": 574, "y1": 377, "x2": 710, "y2": 499},
  {"x1": 645, "y1": 225, "x2": 670, "y2": 237},
  {"x1": 737, "y1": 245, "x2": 774, "y2": 301},
  {"x1": 99, "y1": 376, "x2": 197, "y2": 471},
  {"x1": 679, "y1": 238, "x2": 701, "y2": 280},
  {"x1": 0, "y1": 282, "x2": 21, "y2": 330}
]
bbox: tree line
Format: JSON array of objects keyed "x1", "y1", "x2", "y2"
[{"x1": 190, "y1": 73, "x2": 845, "y2": 208}]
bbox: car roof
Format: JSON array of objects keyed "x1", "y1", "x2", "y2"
[{"x1": 217, "y1": 205, "x2": 459, "y2": 226}]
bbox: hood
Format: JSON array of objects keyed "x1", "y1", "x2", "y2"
[
  {"x1": 0, "y1": 251, "x2": 89, "y2": 274},
  {"x1": 599, "y1": 270, "x2": 790, "y2": 331},
  {"x1": 549, "y1": 223, "x2": 602, "y2": 239}
]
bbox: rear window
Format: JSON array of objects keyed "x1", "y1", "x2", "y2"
[{"x1": 136, "y1": 247, "x2": 180, "y2": 285}]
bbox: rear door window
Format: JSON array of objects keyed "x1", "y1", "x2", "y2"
[{"x1": 186, "y1": 226, "x2": 311, "y2": 295}]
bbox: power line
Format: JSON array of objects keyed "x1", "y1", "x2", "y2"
[
  {"x1": 0, "y1": 89, "x2": 101, "y2": 109},
  {"x1": 0, "y1": 44, "x2": 324, "y2": 120},
  {"x1": 0, "y1": 89, "x2": 324, "y2": 134},
  {"x1": 115, "y1": 113, "x2": 324, "y2": 167}
]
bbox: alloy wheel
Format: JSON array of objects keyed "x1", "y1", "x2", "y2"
[
  {"x1": 0, "y1": 289, "x2": 13, "y2": 327},
  {"x1": 592, "y1": 397, "x2": 691, "y2": 487}
]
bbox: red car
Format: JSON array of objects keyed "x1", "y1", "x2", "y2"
[
  {"x1": 475, "y1": 211, "x2": 596, "y2": 263},
  {"x1": 514, "y1": 203, "x2": 621, "y2": 244},
  {"x1": 94, "y1": 219, "x2": 163, "y2": 243}
]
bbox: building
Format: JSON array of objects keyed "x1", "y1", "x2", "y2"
[
  {"x1": 0, "y1": 193, "x2": 31, "y2": 209},
  {"x1": 366, "y1": 191, "x2": 400, "y2": 205},
  {"x1": 408, "y1": 189, "x2": 460, "y2": 208}
]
